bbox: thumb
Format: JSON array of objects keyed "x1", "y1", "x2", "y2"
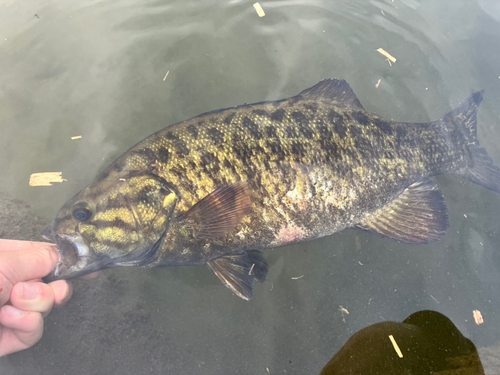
[{"x1": 0, "y1": 241, "x2": 59, "y2": 306}]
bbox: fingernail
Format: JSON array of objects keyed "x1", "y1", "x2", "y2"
[{"x1": 20, "y1": 283, "x2": 39, "y2": 300}]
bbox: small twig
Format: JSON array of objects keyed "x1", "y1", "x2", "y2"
[
  {"x1": 377, "y1": 48, "x2": 397, "y2": 64},
  {"x1": 253, "y1": 3, "x2": 265, "y2": 17},
  {"x1": 389, "y1": 335, "x2": 403, "y2": 358}
]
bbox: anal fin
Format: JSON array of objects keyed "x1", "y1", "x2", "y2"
[
  {"x1": 356, "y1": 179, "x2": 449, "y2": 244},
  {"x1": 207, "y1": 250, "x2": 268, "y2": 300}
]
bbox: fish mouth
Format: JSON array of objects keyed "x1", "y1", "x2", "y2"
[{"x1": 42, "y1": 228, "x2": 109, "y2": 282}]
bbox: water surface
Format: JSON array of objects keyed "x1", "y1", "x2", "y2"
[{"x1": 1, "y1": 0, "x2": 500, "y2": 373}]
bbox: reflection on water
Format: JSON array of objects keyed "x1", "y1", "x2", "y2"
[{"x1": 0, "y1": 0, "x2": 500, "y2": 374}]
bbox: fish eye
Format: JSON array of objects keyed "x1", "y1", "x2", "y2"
[{"x1": 72, "y1": 203, "x2": 93, "y2": 222}]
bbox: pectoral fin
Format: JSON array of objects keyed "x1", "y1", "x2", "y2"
[
  {"x1": 178, "y1": 182, "x2": 253, "y2": 239},
  {"x1": 207, "y1": 250, "x2": 268, "y2": 300},
  {"x1": 356, "y1": 179, "x2": 449, "y2": 244}
]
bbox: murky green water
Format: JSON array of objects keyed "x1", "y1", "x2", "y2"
[{"x1": 1, "y1": 0, "x2": 500, "y2": 374}]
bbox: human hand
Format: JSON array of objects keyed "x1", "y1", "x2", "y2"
[{"x1": 0, "y1": 240, "x2": 72, "y2": 357}]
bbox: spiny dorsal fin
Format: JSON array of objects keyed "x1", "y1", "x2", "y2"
[
  {"x1": 178, "y1": 181, "x2": 253, "y2": 239},
  {"x1": 207, "y1": 250, "x2": 268, "y2": 300},
  {"x1": 356, "y1": 179, "x2": 449, "y2": 244},
  {"x1": 297, "y1": 79, "x2": 364, "y2": 110}
]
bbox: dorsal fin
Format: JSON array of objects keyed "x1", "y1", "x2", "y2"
[{"x1": 297, "y1": 79, "x2": 364, "y2": 110}]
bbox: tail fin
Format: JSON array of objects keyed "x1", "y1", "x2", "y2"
[{"x1": 444, "y1": 91, "x2": 500, "y2": 194}]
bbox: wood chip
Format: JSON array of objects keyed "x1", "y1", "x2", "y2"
[
  {"x1": 389, "y1": 335, "x2": 403, "y2": 358},
  {"x1": 71, "y1": 135, "x2": 82, "y2": 140},
  {"x1": 266, "y1": 367, "x2": 270, "y2": 373},
  {"x1": 377, "y1": 48, "x2": 396, "y2": 63},
  {"x1": 163, "y1": 70, "x2": 169, "y2": 81},
  {"x1": 339, "y1": 305, "x2": 349, "y2": 322},
  {"x1": 376, "y1": 79, "x2": 381, "y2": 88},
  {"x1": 29, "y1": 172, "x2": 67, "y2": 186},
  {"x1": 473, "y1": 310, "x2": 484, "y2": 325},
  {"x1": 253, "y1": 2, "x2": 265, "y2": 17},
  {"x1": 339, "y1": 306, "x2": 349, "y2": 315}
]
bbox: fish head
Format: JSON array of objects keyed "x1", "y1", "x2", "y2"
[{"x1": 42, "y1": 170, "x2": 178, "y2": 281}]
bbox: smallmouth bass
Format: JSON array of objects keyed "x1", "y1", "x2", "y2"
[{"x1": 42, "y1": 79, "x2": 500, "y2": 300}]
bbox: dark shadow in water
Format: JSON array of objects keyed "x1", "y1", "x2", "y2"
[{"x1": 319, "y1": 310, "x2": 484, "y2": 375}]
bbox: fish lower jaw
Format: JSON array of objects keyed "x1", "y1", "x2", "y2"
[
  {"x1": 53, "y1": 256, "x2": 92, "y2": 278},
  {"x1": 50, "y1": 233, "x2": 97, "y2": 279}
]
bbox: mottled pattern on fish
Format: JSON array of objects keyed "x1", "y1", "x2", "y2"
[
  {"x1": 91, "y1": 87, "x2": 462, "y2": 260},
  {"x1": 44, "y1": 79, "x2": 500, "y2": 299}
]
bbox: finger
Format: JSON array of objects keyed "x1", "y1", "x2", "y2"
[
  {"x1": 0, "y1": 244, "x2": 58, "y2": 306},
  {"x1": 0, "y1": 239, "x2": 55, "y2": 251},
  {"x1": 10, "y1": 282, "x2": 55, "y2": 313},
  {"x1": 0, "y1": 305, "x2": 43, "y2": 357},
  {"x1": 81, "y1": 271, "x2": 100, "y2": 280},
  {"x1": 49, "y1": 280, "x2": 73, "y2": 306}
]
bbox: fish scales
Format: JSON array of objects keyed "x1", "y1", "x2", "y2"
[
  {"x1": 43, "y1": 79, "x2": 500, "y2": 300},
  {"x1": 118, "y1": 104, "x2": 454, "y2": 252}
]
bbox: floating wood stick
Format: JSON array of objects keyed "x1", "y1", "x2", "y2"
[
  {"x1": 389, "y1": 335, "x2": 403, "y2": 358},
  {"x1": 253, "y1": 3, "x2": 265, "y2": 17},
  {"x1": 377, "y1": 48, "x2": 397, "y2": 63},
  {"x1": 71, "y1": 135, "x2": 82, "y2": 140},
  {"x1": 29, "y1": 172, "x2": 67, "y2": 186}
]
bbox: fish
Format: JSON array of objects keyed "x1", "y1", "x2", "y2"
[{"x1": 42, "y1": 78, "x2": 500, "y2": 300}]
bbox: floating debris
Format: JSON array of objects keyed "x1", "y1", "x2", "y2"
[
  {"x1": 473, "y1": 310, "x2": 484, "y2": 325},
  {"x1": 428, "y1": 294, "x2": 440, "y2": 304},
  {"x1": 71, "y1": 135, "x2": 82, "y2": 140},
  {"x1": 339, "y1": 305, "x2": 349, "y2": 322},
  {"x1": 388, "y1": 335, "x2": 403, "y2": 358},
  {"x1": 291, "y1": 275, "x2": 304, "y2": 280},
  {"x1": 377, "y1": 48, "x2": 397, "y2": 65},
  {"x1": 163, "y1": 70, "x2": 170, "y2": 81},
  {"x1": 376, "y1": 79, "x2": 382, "y2": 88},
  {"x1": 248, "y1": 263, "x2": 255, "y2": 275},
  {"x1": 29, "y1": 172, "x2": 66, "y2": 186},
  {"x1": 253, "y1": 2, "x2": 265, "y2": 17}
]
